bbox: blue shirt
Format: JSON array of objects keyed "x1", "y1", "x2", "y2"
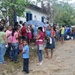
[
  {"x1": 67, "y1": 27, "x2": 70, "y2": 33},
  {"x1": 34, "y1": 26, "x2": 38, "y2": 34},
  {"x1": 46, "y1": 30, "x2": 51, "y2": 37},
  {"x1": 22, "y1": 45, "x2": 29, "y2": 58}
]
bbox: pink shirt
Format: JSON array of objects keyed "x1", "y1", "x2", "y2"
[
  {"x1": 6, "y1": 30, "x2": 12, "y2": 43},
  {"x1": 36, "y1": 31, "x2": 44, "y2": 45},
  {"x1": 11, "y1": 32, "x2": 18, "y2": 43},
  {"x1": 18, "y1": 30, "x2": 22, "y2": 37},
  {"x1": 19, "y1": 43, "x2": 23, "y2": 50}
]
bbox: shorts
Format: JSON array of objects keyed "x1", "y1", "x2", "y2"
[{"x1": 61, "y1": 34, "x2": 64, "y2": 39}]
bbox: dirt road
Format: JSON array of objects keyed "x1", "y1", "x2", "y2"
[{"x1": 16, "y1": 40, "x2": 75, "y2": 75}]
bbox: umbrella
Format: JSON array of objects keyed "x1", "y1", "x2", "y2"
[{"x1": 25, "y1": 20, "x2": 45, "y2": 27}]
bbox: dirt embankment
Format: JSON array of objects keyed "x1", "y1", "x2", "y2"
[{"x1": 0, "y1": 40, "x2": 75, "y2": 75}]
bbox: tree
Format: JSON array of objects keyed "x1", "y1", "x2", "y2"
[
  {"x1": 36, "y1": 0, "x2": 54, "y2": 24},
  {"x1": 0, "y1": 0, "x2": 29, "y2": 25},
  {"x1": 36, "y1": 0, "x2": 75, "y2": 26},
  {"x1": 53, "y1": 1, "x2": 75, "y2": 25}
]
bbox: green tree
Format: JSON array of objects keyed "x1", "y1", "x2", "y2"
[
  {"x1": 51, "y1": 0, "x2": 75, "y2": 25},
  {"x1": 1, "y1": 0, "x2": 29, "y2": 25},
  {"x1": 36, "y1": 0, "x2": 75, "y2": 25}
]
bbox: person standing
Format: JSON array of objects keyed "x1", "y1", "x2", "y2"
[
  {"x1": 45, "y1": 26, "x2": 51, "y2": 58},
  {"x1": 11, "y1": 26, "x2": 19, "y2": 63},
  {"x1": 50, "y1": 27, "x2": 55, "y2": 59},
  {"x1": 6, "y1": 26, "x2": 12, "y2": 60},
  {"x1": 36, "y1": 27, "x2": 44, "y2": 65},
  {"x1": 30, "y1": 25, "x2": 34, "y2": 42},
  {"x1": 20, "y1": 39, "x2": 29, "y2": 74},
  {"x1": 0, "y1": 26, "x2": 8, "y2": 64},
  {"x1": 45, "y1": 26, "x2": 55, "y2": 59},
  {"x1": 61, "y1": 25, "x2": 65, "y2": 44},
  {"x1": 0, "y1": 19, "x2": 5, "y2": 28},
  {"x1": 18, "y1": 25, "x2": 22, "y2": 38},
  {"x1": 21, "y1": 23, "x2": 27, "y2": 40},
  {"x1": 19, "y1": 21, "x2": 23, "y2": 29},
  {"x1": 27, "y1": 26, "x2": 32, "y2": 44}
]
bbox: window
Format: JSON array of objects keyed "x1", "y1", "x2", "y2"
[
  {"x1": 26, "y1": 12, "x2": 32, "y2": 21},
  {"x1": 41, "y1": 16, "x2": 45, "y2": 23}
]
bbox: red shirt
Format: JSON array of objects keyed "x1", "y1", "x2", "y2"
[
  {"x1": 36, "y1": 31, "x2": 44, "y2": 45},
  {"x1": 21, "y1": 26, "x2": 26, "y2": 36},
  {"x1": 51, "y1": 30, "x2": 55, "y2": 37}
]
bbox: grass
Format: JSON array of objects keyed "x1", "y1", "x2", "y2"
[
  {"x1": 0, "y1": 42, "x2": 60, "y2": 75},
  {"x1": 0, "y1": 44, "x2": 37, "y2": 75}
]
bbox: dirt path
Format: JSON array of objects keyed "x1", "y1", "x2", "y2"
[{"x1": 16, "y1": 40, "x2": 75, "y2": 75}]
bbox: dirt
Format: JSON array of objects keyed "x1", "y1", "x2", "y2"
[
  {"x1": 0, "y1": 40, "x2": 75, "y2": 75},
  {"x1": 15, "y1": 40, "x2": 75, "y2": 75}
]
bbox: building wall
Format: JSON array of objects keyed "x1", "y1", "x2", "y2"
[{"x1": 17, "y1": 8, "x2": 47, "y2": 22}]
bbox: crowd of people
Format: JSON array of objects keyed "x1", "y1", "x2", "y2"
[{"x1": 0, "y1": 19, "x2": 75, "y2": 74}]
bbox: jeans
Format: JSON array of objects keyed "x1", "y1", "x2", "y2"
[
  {"x1": 22, "y1": 36, "x2": 27, "y2": 40},
  {"x1": 8, "y1": 43, "x2": 13, "y2": 59},
  {"x1": 0, "y1": 43, "x2": 6, "y2": 64},
  {"x1": 23, "y1": 58, "x2": 29, "y2": 73},
  {"x1": 37, "y1": 45, "x2": 43, "y2": 62},
  {"x1": 12, "y1": 42, "x2": 19, "y2": 62}
]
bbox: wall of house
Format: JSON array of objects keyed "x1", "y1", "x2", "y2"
[{"x1": 17, "y1": 8, "x2": 47, "y2": 22}]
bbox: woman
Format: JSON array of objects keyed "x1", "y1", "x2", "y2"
[
  {"x1": 30, "y1": 25, "x2": 34, "y2": 42},
  {"x1": 56, "y1": 27, "x2": 60, "y2": 41},
  {"x1": 36, "y1": 27, "x2": 44, "y2": 65},
  {"x1": 0, "y1": 26, "x2": 8, "y2": 64},
  {"x1": 0, "y1": 19, "x2": 5, "y2": 28},
  {"x1": 27, "y1": 26, "x2": 32, "y2": 44},
  {"x1": 60, "y1": 25, "x2": 64, "y2": 44},
  {"x1": 18, "y1": 25, "x2": 22, "y2": 38},
  {"x1": 6, "y1": 26, "x2": 12, "y2": 60},
  {"x1": 11, "y1": 26, "x2": 19, "y2": 63},
  {"x1": 21, "y1": 23, "x2": 27, "y2": 40},
  {"x1": 45, "y1": 26, "x2": 55, "y2": 59}
]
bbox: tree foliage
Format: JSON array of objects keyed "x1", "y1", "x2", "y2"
[
  {"x1": 53, "y1": 1, "x2": 75, "y2": 25},
  {"x1": 36, "y1": 0, "x2": 75, "y2": 26},
  {"x1": 0, "y1": 0, "x2": 29, "y2": 25}
]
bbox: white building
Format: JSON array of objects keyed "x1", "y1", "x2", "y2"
[
  {"x1": 17, "y1": 4, "x2": 47, "y2": 22},
  {"x1": 0, "y1": 4, "x2": 47, "y2": 24}
]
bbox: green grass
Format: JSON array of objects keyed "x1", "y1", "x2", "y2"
[
  {"x1": 0, "y1": 44, "x2": 37, "y2": 75},
  {"x1": 0, "y1": 42, "x2": 60, "y2": 75}
]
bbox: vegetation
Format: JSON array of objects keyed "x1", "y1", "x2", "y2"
[
  {"x1": 0, "y1": 0, "x2": 29, "y2": 25},
  {"x1": 53, "y1": 0, "x2": 75, "y2": 25},
  {"x1": 0, "y1": 0, "x2": 75, "y2": 26},
  {"x1": 36, "y1": 0, "x2": 75, "y2": 26}
]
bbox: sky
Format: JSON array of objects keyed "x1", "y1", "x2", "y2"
[
  {"x1": 69, "y1": 0, "x2": 75, "y2": 3},
  {"x1": 31, "y1": 0, "x2": 75, "y2": 3}
]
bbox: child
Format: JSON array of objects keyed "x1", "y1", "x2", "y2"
[
  {"x1": 20, "y1": 39, "x2": 29, "y2": 74},
  {"x1": 19, "y1": 38, "x2": 23, "y2": 54}
]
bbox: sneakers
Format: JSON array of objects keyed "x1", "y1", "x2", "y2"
[
  {"x1": 37, "y1": 61, "x2": 43, "y2": 66},
  {"x1": 22, "y1": 70, "x2": 29, "y2": 74},
  {"x1": 39, "y1": 61, "x2": 43, "y2": 65}
]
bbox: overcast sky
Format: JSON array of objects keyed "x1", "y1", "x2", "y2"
[{"x1": 31, "y1": 0, "x2": 75, "y2": 3}]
